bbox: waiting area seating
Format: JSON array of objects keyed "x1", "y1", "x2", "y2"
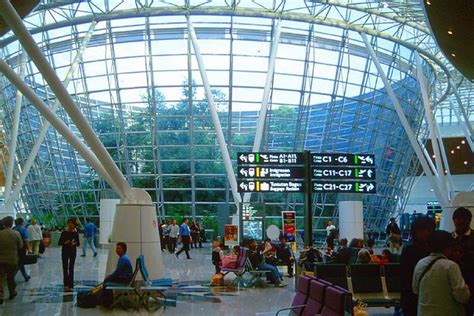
[
  {"x1": 313, "y1": 263, "x2": 401, "y2": 307},
  {"x1": 258, "y1": 274, "x2": 353, "y2": 315}
]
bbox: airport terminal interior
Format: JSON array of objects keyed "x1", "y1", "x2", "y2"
[{"x1": 0, "y1": 0, "x2": 473, "y2": 315}]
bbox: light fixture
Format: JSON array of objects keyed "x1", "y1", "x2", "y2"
[
  {"x1": 451, "y1": 53, "x2": 456, "y2": 57},
  {"x1": 464, "y1": 161, "x2": 468, "y2": 165},
  {"x1": 456, "y1": 145, "x2": 460, "y2": 149},
  {"x1": 432, "y1": 155, "x2": 435, "y2": 158},
  {"x1": 426, "y1": 0, "x2": 431, "y2": 5},
  {"x1": 448, "y1": 30, "x2": 453, "y2": 35},
  {"x1": 461, "y1": 140, "x2": 466, "y2": 144},
  {"x1": 451, "y1": 150, "x2": 455, "y2": 154}
]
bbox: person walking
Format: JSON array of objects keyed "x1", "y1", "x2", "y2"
[
  {"x1": 0, "y1": 217, "x2": 23, "y2": 305},
  {"x1": 325, "y1": 220, "x2": 337, "y2": 249},
  {"x1": 169, "y1": 220, "x2": 179, "y2": 253},
  {"x1": 412, "y1": 230, "x2": 470, "y2": 316},
  {"x1": 190, "y1": 221, "x2": 202, "y2": 248},
  {"x1": 27, "y1": 219, "x2": 43, "y2": 257},
  {"x1": 176, "y1": 218, "x2": 191, "y2": 259},
  {"x1": 58, "y1": 219, "x2": 80, "y2": 292},
  {"x1": 386, "y1": 217, "x2": 401, "y2": 253},
  {"x1": 13, "y1": 218, "x2": 30, "y2": 282},
  {"x1": 81, "y1": 220, "x2": 97, "y2": 257},
  {"x1": 162, "y1": 221, "x2": 170, "y2": 252}
]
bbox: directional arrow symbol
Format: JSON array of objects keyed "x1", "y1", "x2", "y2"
[
  {"x1": 239, "y1": 154, "x2": 247, "y2": 162},
  {"x1": 239, "y1": 169, "x2": 248, "y2": 177},
  {"x1": 367, "y1": 183, "x2": 375, "y2": 191},
  {"x1": 367, "y1": 169, "x2": 373, "y2": 178}
]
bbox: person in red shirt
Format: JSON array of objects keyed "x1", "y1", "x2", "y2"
[{"x1": 378, "y1": 249, "x2": 392, "y2": 265}]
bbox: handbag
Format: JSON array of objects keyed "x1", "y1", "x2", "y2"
[
  {"x1": 77, "y1": 290, "x2": 98, "y2": 308},
  {"x1": 222, "y1": 254, "x2": 239, "y2": 269},
  {"x1": 22, "y1": 254, "x2": 38, "y2": 265}
]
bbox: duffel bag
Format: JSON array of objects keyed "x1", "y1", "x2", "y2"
[
  {"x1": 22, "y1": 254, "x2": 38, "y2": 265},
  {"x1": 77, "y1": 290, "x2": 98, "y2": 308}
]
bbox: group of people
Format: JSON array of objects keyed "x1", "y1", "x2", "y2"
[
  {"x1": 400, "y1": 207, "x2": 473, "y2": 316},
  {"x1": 211, "y1": 235, "x2": 296, "y2": 288},
  {"x1": 160, "y1": 218, "x2": 205, "y2": 260}
]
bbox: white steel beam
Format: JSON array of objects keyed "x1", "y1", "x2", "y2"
[
  {"x1": 0, "y1": 0, "x2": 130, "y2": 199},
  {"x1": 187, "y1": 19, "x2": 242, "y2": 210},
  {"x1": 5, "y1": 22, "x2": 97, "y2": 208},
  {"x1": 360, "y1": 32, "x2": 449, "y2": 209},
  {"x1": 448, "y1": 83, "x2": 474, "y2": 152},
  {"x1": 4, "y1": 52, "x2": 26, "y2": 201},
  {"x1": 243, "y1": 19, "x2": 281, "y2": 204},
  {"x1": 0, "y1": 59, "x2": 121, "y2": 202},
  {"x1": 415, "y1": 53, "x2": 449, "y2": 199}
]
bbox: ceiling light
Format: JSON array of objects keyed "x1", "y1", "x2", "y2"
[
  {"x1": 451, "y1": 53, "x2": 456, "y2": 57},
  {"x1": 464, "y1": 161, "x2": 468, "y2": 165},
  {"x1": 451, "y1": 150, "x2": 455, "y2": 154},
  {"x1": 426, "y1": 0, "x2": 431, "y2": 5},
  {"x1": 448, "y1": 30, "x2": 453, "y2": 35},
  {"x1": 432, "y1": 155, "x2": 435, "y2": 158},
  {"x1": 461, "y1": 140, "x2": 466, "y2": 144},
  {"x1": 456, "y1": 145, "x2": 460, "y2": 149}
]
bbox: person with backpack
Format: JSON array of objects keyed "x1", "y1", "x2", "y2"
[{"x1": 412, "y1": 230, "x2": 470, "y2": 316}]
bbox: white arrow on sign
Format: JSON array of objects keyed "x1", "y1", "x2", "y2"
[
  {"x1": 239, "y1": 154, "x2": 247, "y2": 162},
  {"x1": 239, "y1": 182, "x2": 248, "y2": 190},
  {"x1": 239, "y1": 169, "x2": 248, "y2": 177},
  {"x1": 367, "y1": 169, "x2": 373, "y2": 178},
  {"x1": 367, "y1": 183, "x2": 375, "y2": 191}
]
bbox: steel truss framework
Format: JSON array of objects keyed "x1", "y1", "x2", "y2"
[{"x1": 0, "y1": 0, "x2": 472, "y2": 233}]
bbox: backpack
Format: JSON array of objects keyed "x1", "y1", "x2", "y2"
[{"x1": 77, "y1": 290, "x2": 98, "y2": 308}]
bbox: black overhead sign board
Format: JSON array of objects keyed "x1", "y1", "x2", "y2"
[
  {"x1": 312, "y1": 167, "x2": 376, "y2": 180},
  {"x1": 311, "y1": 153, "x2": 375, "y2": 166},
  {"x1": 237, "y1": 152, "x2": 304, "y2": 165},
  {"x1": 237, "y1": 166, "x2": 305, "y2": 179},
  {"x1": 312, "y1": 181, "x2": 377, "y2": 194},
  {"x1": 238, "y1": 180, "x2": 305, "y2": 193}
]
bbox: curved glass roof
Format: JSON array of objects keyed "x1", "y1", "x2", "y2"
[{"x1": 0, "y1": 0, "x2": 471, "y2": 233}]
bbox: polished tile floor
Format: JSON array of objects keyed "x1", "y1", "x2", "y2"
[
  {"x1": 0, "y1": 245, "x2": 395, "y2": 315},
  {"x1": 0, "y1": 244, "x2": 296, "y2": 315}
]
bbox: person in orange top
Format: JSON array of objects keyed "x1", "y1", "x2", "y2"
[{"x1": 378, "y1": 249, "x2": 392, "y2": 265}]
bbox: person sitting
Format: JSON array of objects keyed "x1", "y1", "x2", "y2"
[
  {"x1": 356, "y1": 247, "x2": 371, "y2": 264},
  {"x1": 332, "y1": 238, "x2": 352, "y2": 264},
  {"x1": 261, "y1": 238, "x2": 277, "y2": 265},
  {"x1": 275, "y1": 235, "x2": 295, "y2": 277},
  {"x1": 104, "y1": 242, "x2": 133, "y2": 284},
  {"x1": 369, "y1": 249, "x2": 380, "y2": 264},
  {"x1": 248, "y1": 239, "x2": 286, "y2": 287},
  {"x1": 211, "y1": 239, "x2": 224, "y2": 274},
  {"x1": 378, "y1": 249, "x2": 392, "y2": 265},
  {"x1": 349, "y1": 238, "x2": 364, "y2": 264}
]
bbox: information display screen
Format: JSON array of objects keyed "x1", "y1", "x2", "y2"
[{"x1": 243, "y1": 220, "x2": 263, "y2": 241}]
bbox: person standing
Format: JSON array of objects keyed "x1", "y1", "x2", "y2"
[
  {"x1": 386, "y1": 217, "x2": 401, "y2": 253},
  {"x1": 190, "y1": 221, "x2": 201, "y2": 249},
  {"x1": 27, "y1": 219, "x2": 43, "y2": 257},
  {"x1": 58, "y1": 218, "x2": 80, "y2": 292},
  {"x1": 325, "y1": 220, "x2": 337, "y2": 249},
  {"x1": 169, "y1": 220, "x2": 179, "y2": 253},
  {"x1": 162, "y1": 221, "x2": 170, "y2": 252},
  {"x1": 412, "y1": 230, "x2": 470, "y2": 316},
  {"x1": 400, "y1": 216, "x2": 435, "y2": 316},
  {"x1": 176, "y1": 218, "x2": 191, "y2": 259},
  {"x1": 452, "y1": 207, "x2": 474, "y2": 315},
  {"x1": 81, "y1": 220, "x2": 97, "y2": 257},
  {"x1": 13, "y1": 218, "x2": 30, "y2": 282},
  {"x1": 0, "y1": 217, "x2": 23, "y2": 305}
]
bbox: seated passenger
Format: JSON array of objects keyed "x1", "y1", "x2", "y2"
[
  {"x1": 211, "y1": 239, "x2": 224, "y2": 274},
  {"x1": 261, "y1": 238, "x2": 277, "y2": 265},
  {"x1": 349, "y1": 238, "x2": 364, "y2": 264},
  {"x1": 332, "y1": 238, "x2": 352, "y2": 264},
  {"x1": 248, "y1": 239, "x2": 286, "y2": 287},
  {"x1": 356, "y1": 247, "x2": 371, "y2": 264},
  {"x1": 104, "y1": 242, "x2": 133, "y2": 284},
  {"x1": 378, "y1": 249, "x2": 392, "y2": 265},
  {"x1": 275, "y1": 235, "x2": 295, "y2": 277}
]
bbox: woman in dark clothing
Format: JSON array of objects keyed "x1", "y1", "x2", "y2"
[
  {"x1": 190, "y1": 221, "x2": 202, "y2": 248},
  {"x1": 58, "y1": 218, "x2": 80, "y2": 292},
  {"x1": 400, "y1": 216, "x2": 435, "y2": 316}
]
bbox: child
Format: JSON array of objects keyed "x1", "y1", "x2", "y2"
[
  {"x1": 378, "y1": 249, "x2": 392, "y2": 265},
  {"x1": 211, "y1": 239, "x2": 224, "y2": 274}
]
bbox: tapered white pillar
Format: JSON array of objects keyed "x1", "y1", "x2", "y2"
[
  {"x1": 106, "y1": 189, "x2": 163, "y2": 279},
  {"x1": 99, "y1": 198, "x2": 120, "y2": 245},
  {"x1": 338, "y1": 197, "x2": 364, "y2": 240}
]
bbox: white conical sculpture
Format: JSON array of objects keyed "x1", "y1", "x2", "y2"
[{"x1": 105, "y1": 188, "x2": 163, "y2": 280}]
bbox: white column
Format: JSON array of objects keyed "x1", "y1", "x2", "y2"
[
  {"x1": 338, "y1": 200, "x2": 364, "y2": 240},
  {"x1": 187, "y1": 19, "x2": 241, "y2": 210},
  {"x1": 99, "y1": 198, "x2": 120, "y2": 245},
  {"x1": 440, "y1": 192, "x2": 474, "y2": 232},
  {"x1": 106, "y1": 189, "x2": 163, "y2": 279},
  {"x1": 0, "y1": 0, "x2": 130, "y2": 199}
]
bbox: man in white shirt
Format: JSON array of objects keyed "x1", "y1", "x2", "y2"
[
  {"x1": 27, "y1": 219, "x2": 43, "y2": 256},
  {"x1": 412, "y1": 230, "x2": 470, "y2": 316},
  {"x1": 168, "y1": 220, "x2": 180, "y2": 253},
  {"x1": 326, "y1": 220, "x2": 337, "y2": 249}
]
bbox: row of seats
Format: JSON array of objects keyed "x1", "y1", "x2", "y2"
[
  {"x1": 314, "y1": 263, "x2": 400, "y2": 306},
  {"x1": 280, "y1": 275, "x2": 353, "y2": 316}
]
